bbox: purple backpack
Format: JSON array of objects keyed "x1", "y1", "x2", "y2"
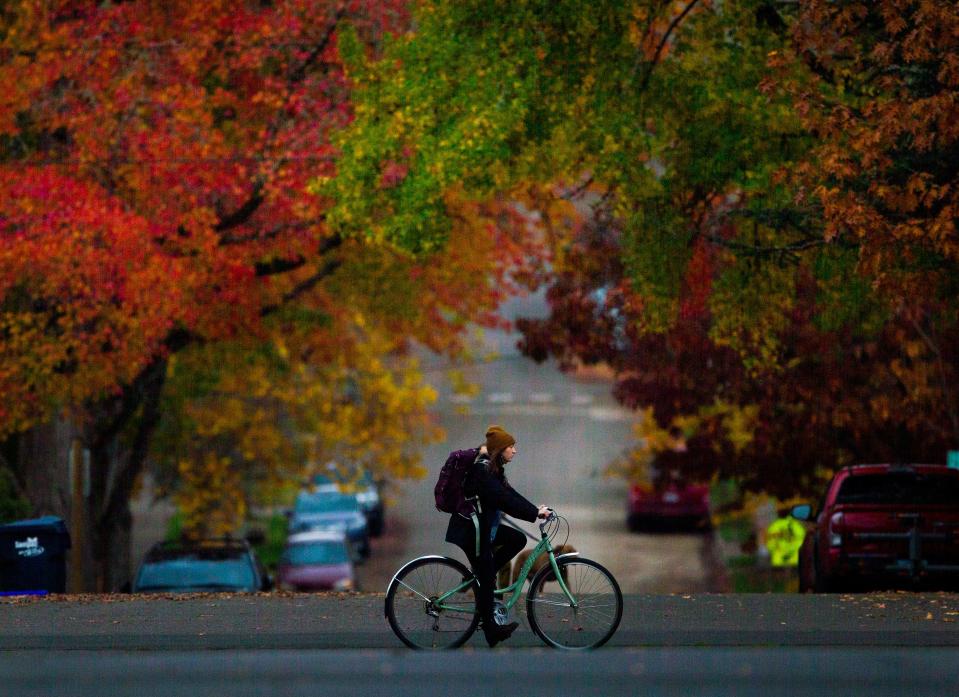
[{"x1": 434, "y1": 448, "x2": 479, "y2": 516}]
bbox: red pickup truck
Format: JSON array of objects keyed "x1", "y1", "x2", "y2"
[{"x1": 792, "y1": 464, "x2": 959, "y2": 592}]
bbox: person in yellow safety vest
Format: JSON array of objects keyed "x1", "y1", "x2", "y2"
[{"x1": 765, "y1": 512, "x2": 806, "y2": 567}]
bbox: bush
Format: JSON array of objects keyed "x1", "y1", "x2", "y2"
[{"x1": 248, "y1": 514, "x2": 288, "y2": 572}]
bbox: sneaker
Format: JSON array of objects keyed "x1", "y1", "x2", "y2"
[{"x1": 484, "y1": 621, "x2": 519, "y2": 648}]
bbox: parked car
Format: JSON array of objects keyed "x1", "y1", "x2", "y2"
[
  {"x1": 132, "y1": 538, "x2": 273, "y2": 594},
  {"x1": 792, "y1": 463, "x2": 959, "y2": 592},
  {"x1": 312, "y1": 467, "x2": 385, "y2": 537},
  {"x1": 276, "y1": 530, "x2": 357, "y2": 592},
  {"x1": 288, "y1": 491, "x2": 371, "y2": 560},
  {"x1": 627, "y1": 470, "x2": 711, "y2": 532}
]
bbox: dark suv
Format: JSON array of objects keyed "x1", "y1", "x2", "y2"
[{"x1": 132, "y1": 539, "x2": 273, "y2": 594}]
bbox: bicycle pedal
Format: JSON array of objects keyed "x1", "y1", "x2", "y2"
[{"x1": 492, "y1": 601, "x2": 511, "y2": 626}]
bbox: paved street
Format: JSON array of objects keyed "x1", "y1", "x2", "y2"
[
  {"x1": 129, "y1": 290, "x2": 721, "y2": 596},
  {"x1": 3, "y1": 592, "x2": 959, "y2": 696},
  {"x1": 3, "y1": 592, "x2": 958, "y2": 650},
  {"x1": 4, "y1": 647, "x2": 959, "y2": 697},
  {"x1": 356, "y1": 291, "x2": 722, "y2": 596}
]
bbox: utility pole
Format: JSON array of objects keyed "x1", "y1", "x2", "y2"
[{"x1": 68, "y1": 439, "x2": 87, "y2": 592}]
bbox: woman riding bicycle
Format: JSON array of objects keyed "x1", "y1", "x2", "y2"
[{"x1": 445, "y1": 425, "x2": 550, "y2": 647}]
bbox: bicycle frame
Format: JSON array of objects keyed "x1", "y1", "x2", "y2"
[{"x1": 433, "y1": 521, "x2": 578, "y2": 615}]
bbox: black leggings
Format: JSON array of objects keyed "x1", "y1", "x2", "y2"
[{"x1": 462, "y1": 524, "x2": 526, "y2": 629}]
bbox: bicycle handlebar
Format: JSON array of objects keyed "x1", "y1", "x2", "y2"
[{"x1": 538, "y1": 509, "x2": 556, "y2": 530}]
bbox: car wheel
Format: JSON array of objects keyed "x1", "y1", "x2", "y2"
[
  {"x1": 368, "y1": 511, "x2": 384, "y2": 537},
  {"x1": 627, "y1": 514, "x2": 642, "y2": 533},
  {"x1": 813, "y1": 573, "x2": 835, "y2": 593}
]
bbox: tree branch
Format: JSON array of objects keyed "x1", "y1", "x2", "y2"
[
  {"x1": 88, "y1": 327, "x2": 194, "y2": 452},
  {"x1": 254, "y1": 256, "x2": 308, "y2": 277},
  {"x1": 96, "y1": 357, "x2": 167, "y2": 531},
  {"x1": 218, "y1": 217, "x2": 326, "y2": 246},
  {"x1": 213, "y1": 11, "x2": 344, "y2": 238},
  {"x1": 251, "y1": 232, "x2": 341, "y2": 276},
  {"x1": 260, "y1": 234, "x2": 345, "y2": 315},
  {"x1": 637, "y1": 0, "x2": 701, "y2": 93},
  {"x1": 905, "y1": 310, "x2": 959, "y2": 442},
  {"x1": 214, "y1": 185, "x2": 265, "y2": 233},
  {"x1": 261, "y1": 258, "x2": 343, "y2": 317},
  {"x1": 704, "y1": 233, "x2": 825, "y2": 259}
]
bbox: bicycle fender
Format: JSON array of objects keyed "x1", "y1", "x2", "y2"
[
  {"x1": 554, "y1": 552, "x2": 580, "y2": 562},
  {"x1": 384, "y1": 555, "x2": 473, "y2": 615}
]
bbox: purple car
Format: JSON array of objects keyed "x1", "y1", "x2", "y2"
[{"x1": 276, "y1": 530, "x2": 357, "y2": 592}]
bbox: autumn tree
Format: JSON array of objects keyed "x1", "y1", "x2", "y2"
[
  {"x1": 332, "y1": 0, "x2": 959, "y2": 498},
  {"x1": 519, "y1": 0, "x2": 959, "y2": 495},
  {"x1": 0, "y1": 1, "x2": 548, "y2": 588},
  {"x1": 152, "y1": 194, "x2": 544, "y2": 538}
]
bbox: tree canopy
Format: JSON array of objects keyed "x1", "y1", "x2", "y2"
[
  {"x1": 3, "y1": 0, "x2": 958, "y2": 549},
  {"x1": 331, "y1": 0, "x2": 959, "y2": 496},
  {"x1": 0, "y1": 2, "x2": 547, "y2": 553}
]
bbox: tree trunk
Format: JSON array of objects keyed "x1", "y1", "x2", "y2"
[
  {"x1": 92, "y1": 491, "x2": 132, "y2": 593},
  {"x1": 14, "y1": 413, "x2": 74, "y2": 518},
  {"x1": 5, "y1": 355, "x2": 169, "y2": 592},
  {"x1": 90, "y1": 356, "x2": 168, "y2": 591}
]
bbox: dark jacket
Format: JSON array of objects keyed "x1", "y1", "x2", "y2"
[{"x1": 445, "y1": 453, "x2": 538, "y2": 555}]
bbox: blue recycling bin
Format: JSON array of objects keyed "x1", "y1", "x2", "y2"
[{"x1": 0, "y1": 516, "x2": 71, "y2": 594}]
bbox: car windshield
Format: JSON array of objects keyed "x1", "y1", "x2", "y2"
[
  {"x1": 294, "y1": 493, "x2": 360, "y2": 515},
  {"x1": 282, "y1": 541, "x2": 350, "y2": 566},
  {"x1": 836, "y1": 472, "x2": 959, "y2": 505},
  {"x1": 135, "y1": 555, "x2": 256, "y2": 591}
]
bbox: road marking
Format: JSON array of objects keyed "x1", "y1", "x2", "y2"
[
  {"x1": 452, "y1": 404, "x2": 634, "y2": 421},
  {"x1": 571, "y1": 394, "x2": 594, "y2": 406},
  {"x1": 588, "y1": 406, "x2": 632, "y2": 422},
  {"x1": 530, "y1": 393, "x2": 554, "y2": 403},
  {"x1": 450, "y1": 394, "x2": 474, "y2": 404},
  {"x1": 487, "y1": 392, "x2": 514, "y2": 404}
]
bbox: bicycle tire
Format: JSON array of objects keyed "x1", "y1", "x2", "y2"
[
  {"x1": 385, "y1": 556, "x2": 480, "y2": 650},
  {"x1": 525, "y1": 557, "x2": 623, "y2": 650}
]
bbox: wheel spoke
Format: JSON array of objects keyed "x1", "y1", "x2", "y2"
[
  {"x1": 395, "y1": 578, "x2": 431, "y2": 603},
  {"x1": 386, "y1": 558, "x2": 479, "y2": 650},
  {"x1": 526, "y1": 559, "x2": 622, "y2": 650}
]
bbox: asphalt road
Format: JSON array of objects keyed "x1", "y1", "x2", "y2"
[
  {"x1": 3, "y1": 592, "x2": 959, "y2": 650},
  {"x1": 3, "y1": 593, "x2": 959, "y2": 697},
  {"x1": 4, "y1": 647, "x2": 959, "y2": 697}
]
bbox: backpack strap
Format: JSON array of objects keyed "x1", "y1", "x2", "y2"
[
  {"x1": 465, "y1": 494, "x2": 482, "y2": 514},
  {"x1": 470, "y1": 511, "x2": 481, "y2": 559}
]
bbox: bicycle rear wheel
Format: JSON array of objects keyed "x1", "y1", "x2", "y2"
[
  {"x1": 385, "y1": 556, "x2": 480, "y2": 649},
  {"x1": 526, "y1": 557, "x2": 623, "y2": 649}
]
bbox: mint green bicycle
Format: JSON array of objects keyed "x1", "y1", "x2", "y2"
[{"x1": 384, "y1": 511, "x2": 623, "y2": 650}]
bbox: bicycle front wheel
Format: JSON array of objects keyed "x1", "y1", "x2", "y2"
[
  {"x1": 526, "y1": 557, "x2": 623, "y2": 649},
  {"x1": 385, "y1": 556, "x2": 480, "y2": 649}
]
